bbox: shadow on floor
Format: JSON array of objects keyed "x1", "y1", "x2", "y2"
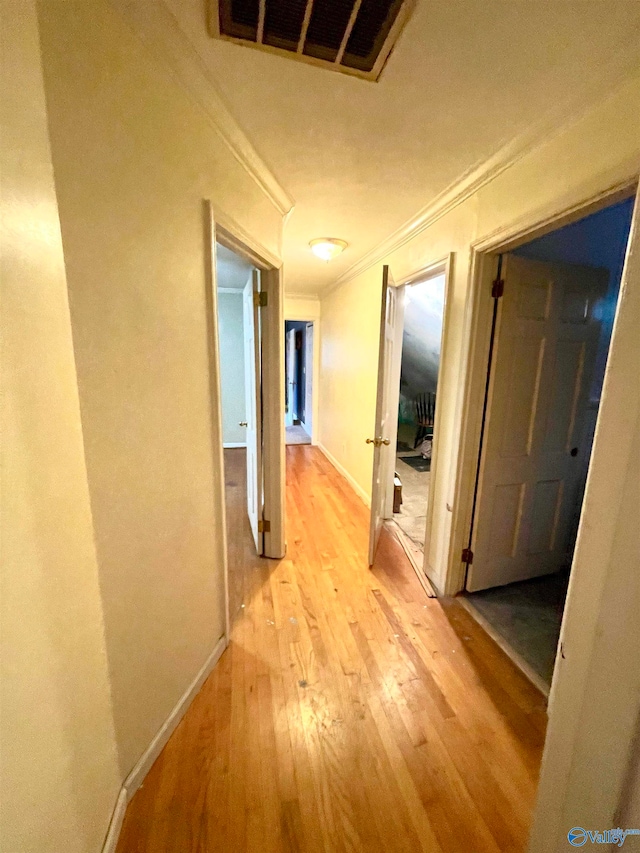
[{"x1": 464, "y1": 573, "x2": 569, "y2": 685}]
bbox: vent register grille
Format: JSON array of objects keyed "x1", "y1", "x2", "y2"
[{"x1": 210, "y1": 0, "x2": 414, "y2": 80}]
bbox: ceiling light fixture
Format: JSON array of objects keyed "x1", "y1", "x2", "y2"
[{"x1": 309, "y1": 238, "x2": 348, "y2": 262}]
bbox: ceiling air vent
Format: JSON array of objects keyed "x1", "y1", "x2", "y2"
[{"x1": 209, "y1": 0, "x2": 415, "y2": 80}]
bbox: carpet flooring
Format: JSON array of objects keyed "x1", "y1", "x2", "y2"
[
  {"x1": 285, "y1": 425, "x2": 311, "y2": 445},
  {"x1": 465, "y1": 573, "x2": 570, "y2": 684},
  {"x1": 394, "y1": 455, "x2": 430, "y2": 550}
]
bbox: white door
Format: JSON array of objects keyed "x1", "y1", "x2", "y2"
[
  {"x1": 243, "y1": 270, "x2": 263, "y2": 554},
  {"x1": 368, "y1": 265, "x2": 397, "y2": 566},
  {"x1": 304, "y1": 323, "x2": 313, "y2": 436},
  {"x1": 285, "y1": 329, "x2": 296, "y2": 427},
  {"x1": 467, "y1": 255, "x2": 608, "y2": 591}
]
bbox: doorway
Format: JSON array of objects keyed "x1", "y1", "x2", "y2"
[
  {"x1": 216, "y1": 243, "x2": 265, "y2": 553},
  {"x1": 392, "y1": 273, "x2": 446, "y2": 561},
  {"x1": 367, "y1": 258, "x2": 452, "y2": 592},
  {"x1": 462, "y1": 196, "x2": 634, "y2": 689},
  {"x1": 284, "y1": 319, "x2": 314, "y2": 446},
  {"x1": 209, "y1": 207, "x2": 286, "y2": 563}
]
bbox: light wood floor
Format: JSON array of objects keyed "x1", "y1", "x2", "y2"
[{"x1": 116, "y1": 447, "x2": 547, "y2": 853}]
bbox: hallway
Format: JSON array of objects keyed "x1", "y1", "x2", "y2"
[{"x1": 117, "y1": 447, "x2": 546, "y2": 853}]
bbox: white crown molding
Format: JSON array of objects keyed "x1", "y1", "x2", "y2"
[
  {"x1": 109, "y1": 0, "x2": 295, "y2": 218},
  {"x1": 284, "y1": 291, "x2": 321, "y2": 302},
  {"x1": 217, "y1": 287, "x2": 244, "y2": 294},
  {"x1": 322, "y1": 74, "x2": 640, "y2": 299}
]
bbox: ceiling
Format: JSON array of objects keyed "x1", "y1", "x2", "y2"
[
  {"x1": 216, "y1": 242, "x2": 253, "y2": 289},
  {"x1": 167, "y1": 0, "x2": 640, "y2": 296}
]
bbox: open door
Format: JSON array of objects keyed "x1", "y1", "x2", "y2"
[
  {"x1": 285, "y1": 329, "x2": 296, "y2": 426},
  {"x1": 368, "y1": 265, "x2": 397, "y2": 566},
  {"x1": 467, "y1": 254, "x2": 608, "y2": 591},
  {"x1": 304, "y1": 323, "x2": 314, "y2": 436},
  {"x1": 243, "y1": 269, "x2": 263, "y2": 554}
]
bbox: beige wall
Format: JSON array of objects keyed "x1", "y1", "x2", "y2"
[
  {"x1": 37, "y1": 0, "x2": 283, "y2": 778},
  {"x1": 284, "y1": 295, "x2": 321, "y2": 320},
  {"x1": 319, "y1": 77, "x2": 640, "y2": 593},
  {"x1": 0, "y1": 2, "x2": 121, "y2": 850},
  {"x1": 620, "y1": 721, "x2": 640, "y2": 826}
]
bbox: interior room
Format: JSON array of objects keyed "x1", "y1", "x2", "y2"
[
  {"x1": 284, "y1": 319, "x2": 313, "y2": 445},
  {"x1": 216, "y1": 244, "x2": 253, "y2": 450},
  {"x1": 392, "y1": 274, "x2": 446, "y2": 554},
  {"x1": 216, "y1": 240, "x2": 270, "y2": 560},
  {"x1": 463, "y1": 196, "x2": 635, "y2": 690}
]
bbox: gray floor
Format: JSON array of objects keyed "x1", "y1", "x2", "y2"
[
  {"x1": 394, "y1": 454, "x2": 429, "y2": 551},
  {"x1": 285, "y1": 424, "x2": 311, "y2": 445},
  {"x1": 465, "y1": 572, "x2": 569, "y2": 684}
]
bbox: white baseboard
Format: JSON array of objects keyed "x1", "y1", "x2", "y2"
[
  {"x1": 123, "y1": 634, "x2": 228, "y2": 797},
  {"x1": 102, "y1": 788, "x2": 127, "y2": 853},
  {"x1": 102, "y1": 634, "x2": 228, "y2": 852},
  {"x1": 318, "y1": 443, "x2": 371, "y2": 508},
  {"x1": 386, "y1": 520, "x2": 437, "y2": 598},
  {"x1": 223, "y1": 442, "x2": 246, "y2": 449}
]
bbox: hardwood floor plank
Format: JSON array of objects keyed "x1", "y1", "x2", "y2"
[{"x1": 116, "y1": 446, "x2": 545, "y2": 853}]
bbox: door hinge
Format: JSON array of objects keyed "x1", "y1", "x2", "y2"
[
  {"x1": 253, "y1": 291, "x2": 268, "y2": 308},
  {"x1": 258, "y1": 519, "x2": 271, "y2": 534},
  {"x1": 461, "y1": 547, "x2": 474, "y2": 564},
  {"x1": 491, "y1": 278, "x2": 504, "y2": 299}
]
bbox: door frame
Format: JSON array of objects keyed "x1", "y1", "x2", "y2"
[
  {"x1": 283, "y1": 308, "x2": 320, "y2": 445},
  {"x1": 444, "y1": 178, "x2": 639, "y2": 851},
  {"x1": 303, "y1": 322, "x2": 314, "y2": 438},
  {"x1": 445, "y1": 179, "x2": 637, "y2": 598},
  {"x1": 284, "y1": 327, "x2": 296, "y2": 427},
  {"x1": 205, "y1": 202, "x2": 286, "y2": 598},
  {"x1": 383, "y1": 254, "x2": 454, "y2": 583}
]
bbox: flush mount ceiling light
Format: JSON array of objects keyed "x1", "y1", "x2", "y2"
[{"x1": 309, "y1": 238, "x2": 348, "y2": 262}]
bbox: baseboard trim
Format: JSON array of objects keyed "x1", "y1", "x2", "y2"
[
  {"x1": 102, "y1": 788, "x2": 127, "y2": 853},
  {"x1": 223, "y1": 442, "x2": 246, "y2": 449},
  {"x1": 386, "y1": 520, "x2": 437, "y2": 598},
  {"x1": 318, "y1": 443, "x2": 371, "y2": 508},
  {"x1": 101, "y1": 634, "x2": 228, "y2": 852},
  {"x1": 123, "y1": 635, "x2": 228, "y2": 797}
]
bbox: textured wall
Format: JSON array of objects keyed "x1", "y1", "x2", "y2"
[{"x1": 37, "y1": 0, "x2": 283, "y2": 777}]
